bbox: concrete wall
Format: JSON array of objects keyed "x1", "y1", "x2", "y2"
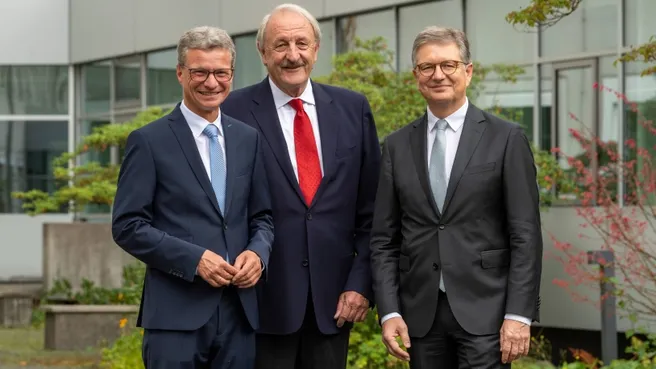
[
  {"x1": 0, "y1": 214, "x2": 71, "y2": 280},
  {"x1": 0, "y1": 0, "x2": 69, "y2": 65}
]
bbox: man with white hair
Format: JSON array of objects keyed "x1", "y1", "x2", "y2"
[{"x1": 221, "y1": 3, "x2": 381, "y2": 369}]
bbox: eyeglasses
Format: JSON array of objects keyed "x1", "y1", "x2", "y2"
[
  {"x1": 181, "y1": 65, "x2": 234, "y2": 82},
  {"x1": 415, "y1": 61, "x2": 468, "y2": 77}
]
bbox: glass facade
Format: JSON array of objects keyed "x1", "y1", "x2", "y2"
[{"x1": 1, "y1": 0, "x2": 654, "y2": 214}]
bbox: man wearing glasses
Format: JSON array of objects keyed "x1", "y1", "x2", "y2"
[
  {"x1": 112, "y1": 26, "x2": 273, "y2": 369},
  {"x1": 369, "y1": 26, "x2": 543, "y2": 369}
]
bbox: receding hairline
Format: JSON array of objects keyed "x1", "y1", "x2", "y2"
[{"x1": 256, "y1": 4, "x2": 322, "y2": 51}]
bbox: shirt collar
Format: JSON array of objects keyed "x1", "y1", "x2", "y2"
[
  {"x1": 427, "y1": 97, "x2": 469, "y2": 132},
  {"x1": 180, "y1": 100, "x2": 223, "y2": 138},
  {"x1": 268, "y1": 77, "x2": 316, "y2": 109}
]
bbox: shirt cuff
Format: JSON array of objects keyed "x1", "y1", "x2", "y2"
[
  {"x1": 504, "y1": 314, "x2": 532, "y2": 326},
  {"x1": 380, "y1": 312, "x2": 402, "y2": 324}
]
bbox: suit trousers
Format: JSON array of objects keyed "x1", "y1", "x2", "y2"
[
  {"x1": 254, "y1": 288, "x2": 350, "y2": 369},
  {"x1": 142, "y1": 286, "x2": 255, "y2": 369},
  {"x1": 408, "y1": 290, "x2": 511, "y2": 369}
]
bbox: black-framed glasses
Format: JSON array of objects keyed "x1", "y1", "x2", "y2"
[
  {"x1": 181, "y1": 65, "x2": 234, "y2": 82},
  {"x1": 415, "y1": 61, "x2": 469, "y2": 77}
]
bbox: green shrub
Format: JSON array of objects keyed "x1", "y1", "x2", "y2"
[{"x1": 100, "y1": 326, "x2": 144, "y2": 369}]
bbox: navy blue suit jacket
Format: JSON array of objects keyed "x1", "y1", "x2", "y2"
[
  {"x1": 111, "y1": 104, "x2": 274, "y2": 332},
  {"x1": 221, "y1": 78, "x2": 380, "y2": 335}
]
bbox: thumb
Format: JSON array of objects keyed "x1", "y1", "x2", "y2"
[
  {"x1": 233, "y1": 255, "x2": 245, "y2": 269},
  {"x1": 399, "y1": 325, "x2": 411, "y2": 348},
  {"x1": 334, "y1": 299, "x2": 343, "y2": 319}
]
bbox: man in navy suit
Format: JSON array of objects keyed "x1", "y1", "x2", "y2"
[
  {"x1": 112, "y1": 26, "x2": 274, "y2": 369},
  {"x1": 220, "y1": 4, "x2": 380, "y2": 369}
]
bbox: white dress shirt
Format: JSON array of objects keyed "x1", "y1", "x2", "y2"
[
  {"x1": 268, "y1": 77, "x2": 325, "y2": 178},
  {"x1": 380, "y1": 98, "x2": 531, "y2": 327},
  {"x1": 180, "y1": 100, "x2": 226, "y2": 179}
]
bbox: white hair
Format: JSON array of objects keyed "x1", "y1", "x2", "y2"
[{"x1": 255, "y1": 3, "x2": 322, "y2": 52}]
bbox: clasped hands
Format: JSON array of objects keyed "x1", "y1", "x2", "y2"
[{"x1": 197, "y1": 249, "x2": 261, "y2": 288}]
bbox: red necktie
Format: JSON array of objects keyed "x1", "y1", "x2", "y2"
[{"x1": 289, "y1": 98, "x2": 322, "y2": 205}]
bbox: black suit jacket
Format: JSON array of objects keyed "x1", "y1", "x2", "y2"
[
  {"x1": 221, "y1": 78, "x2": 381, "y2": 335},
  {"x1": 370, "y1": 103, "x2": 543, "y2": 337}
]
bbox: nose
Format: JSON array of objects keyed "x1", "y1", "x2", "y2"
[
  {"x1": 285, "y1": 46, "x2": 302, "y2": 63},
  {"x1": 431, "y1": 67, "x2": 446, "y2": 81},
  {"x1": 203, "y1": 75, "x2": 219, "y2": 88}
]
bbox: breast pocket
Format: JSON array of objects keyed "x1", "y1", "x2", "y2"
[{"x1": 464, "y1": 162, "x2": 495, "y2": 175}]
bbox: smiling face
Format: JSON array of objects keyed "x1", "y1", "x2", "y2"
[
  {"x1": 176, "y1": 47, "x2": 233, "y2": 121},
  {"x1": 258, "y1": 10, "x2": 319, "y2": 97},
  {"x1": 413, "y1": 41, "x2": 472, "y2": 116}
]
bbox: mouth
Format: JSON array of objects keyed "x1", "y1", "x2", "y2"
[
  {"x1": 198, "y1": 91, "x2": 221, "y2": 96},
  {"x1": 283, "y1": 65, "x2": 304, "y2": 71}
]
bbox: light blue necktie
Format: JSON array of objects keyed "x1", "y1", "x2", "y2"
[
  {"x1": 428, "y1": 119, "x2": 448, "y2": 292},
  {"x1": 202, "y1": 124, "x2": 227, "y2": 213}
]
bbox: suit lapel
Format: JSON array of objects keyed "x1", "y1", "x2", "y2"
[
  {"x1": 310, "y1": 82, "x2": 337, "y2": 208},
  {"x1": 442, "y1": 105, "x2": 486, "y2": 215},
  {"x1": 250, "y1": 79, "x2": 305, "y2": 202},
  {"x1": 167, "y1": 105, "x2": 222, "y2": 217},
  {"x1": 221, "y1": 114, "x2": 241, "y2": 217},
  {"x1": 410, "y1": 114, "x2": 441, "y2": 217}
]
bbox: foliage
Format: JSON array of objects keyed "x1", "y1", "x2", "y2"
[
  {"x1": 99, "y1": 326, "x2": 144, "y2": 369},
  {"x1": 547, "y1": 83, "x2": 656, "y2": 328},
  {"x1": 505, "y1": 0, "x2": 655, "y2": 77},
  {"x1": 12, "y1": 107, "x2": 170, "y2": 215}
]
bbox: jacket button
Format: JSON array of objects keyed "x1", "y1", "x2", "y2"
[
  {"x1": 302, "y1": 259, "x2": 309, "y2": 267},
  {"x1": 223, "y1": 224, "x2": 228, "y2": 230},
  {"x1": 433, "y1": 263, "x2": 439, "y2": 270},
  {"x1": 306, "y1": 213, "x2": 312, "y2": 220},
  {"x1": 438, "y1": 225, "x2": 445, "y2": 230}
]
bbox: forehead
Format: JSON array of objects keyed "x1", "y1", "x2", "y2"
[
  {"x1": 265, "y1": 11, "x2": 314, "y2": 42},
  {"x1": 415, "y1": 42, "x2": 461, "y2": 63},
  {"x1": 184, "y1": 48, "x2": 232, "y2": 67}
]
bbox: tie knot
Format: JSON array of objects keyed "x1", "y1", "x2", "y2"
[
  {"x1": 203, "y1": 124, "x2": 219, "y2": 138},
  {"x1": 289, "y1": 98, "x2": 304, "y2": 112},
  {"x1": 436, "y1": 119, "x2": 448, "y2": 131}
]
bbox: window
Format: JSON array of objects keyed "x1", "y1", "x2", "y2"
[
  {"x1": 114, "y1": 56, "x2": 142, "y2": 110},
  {"x1": 0, "y1": 66, "x2": 68, "y2": 115},
  {"x1": 82, "y1": 61, "x2": 111, "y2": 115},
  {"x1": 312, "y1": 20, "x2": 336, "y2": 78},
  {"x1": 338, "y1": 9, "x2": 397, "y2": 68},
  {"x1": 233, "y1": 34, "x2": 266, "y2": 89},
  {"x1": 466, "y1": 0, "x2": 535, "y2": 64},
  {"x1": 624, "y1": 0, "x2": 656, "y2": 47},
  {"x1": 624, "y1": 61, "x2": 656, "y2": 205},
  {"x1": 540, "y1": 0, "x2": 619, "y2": 58},
  {"x1": 0, "y1": 120, "x2": 68, "y2": 213},
  {"x1": 398, "y1": 0, "x2": 463, "y2": 71},
  {"x1": 147, "y1": 48, "x2": 181, "y2": 106}
]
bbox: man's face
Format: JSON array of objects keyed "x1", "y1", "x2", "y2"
[
  {"x1": 412, "y1": 42, "x2": 472, "y2": 107},
  {"x1": 176, "y1": 48, "x2": 233, "y2": 115},
  {"x1": 259, "y1": 10, "x2": 319, "y2": 95}
]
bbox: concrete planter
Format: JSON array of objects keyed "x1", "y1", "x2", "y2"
[
  {"x1": 43, "y1": 222, "x2": 135, "y2": 291},
  {"x1": 42, "y1": 304, "x2": 139, "y2": 350},
  {"x1": 0, "y1": 293, "x2": 34, "y2": 327}
]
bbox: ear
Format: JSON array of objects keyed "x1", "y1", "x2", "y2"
[
  {"x1": 257, "y1": 41, "x2": 267, "y2": 65},
  {"x1": 176, "y1": 64, "x2": 184, "y2": 84},
  {"x1": 464, "y1": 63, "x2": 474, "y2": 87}
]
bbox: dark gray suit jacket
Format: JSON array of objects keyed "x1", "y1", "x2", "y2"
[{"x1": 369, "y1": 103, "x2": 543, "y2": 337}]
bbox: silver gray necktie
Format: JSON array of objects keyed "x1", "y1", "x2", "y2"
[{"x1": 428, "y1": 119, "x2": 448, "y2": 292}]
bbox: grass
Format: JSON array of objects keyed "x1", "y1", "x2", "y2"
[{"x1": 0, "y1": 326, "x2": 101, "y2": 368}]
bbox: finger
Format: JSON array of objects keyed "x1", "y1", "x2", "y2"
[
  {"x1": 523, "y1": 337, "x2": 531, "y2": 356},
  {"x1": 384, "y1": 335, "x2": 409, "y2": 361},
  {"x1": 399, "y1": 327, "x2": 411, "y2": 348},
  {"x1": 509, "y1": 341, "x2": 520, "y2": 363},
  {"x1": 354, "y1": 308, "x2": 367, "y2": 322},
  {"x1": 345, "y1": 303, "x2": 359, "y2": 322},
  {"x1": 334, "y1": 299, "x2": 344, "y2": 320},
  {"x1": 235, "y1": 266, "x2": 260, "y2": 287},
  {"x1": 216, "y1": 266, "x2": 236, "y2": 280},
  {"x1": 233, "y1": 255, "x2": 246, "y2": 269},
  {"x1": 338, "y1": 305, "x2": 353, "y2": 327},
  {"x1": 211, "y1": 274, "x2": 230, "y2": 287},
  {"x1": 501, "y1": 335, "x2": 511, "y2": 363}
]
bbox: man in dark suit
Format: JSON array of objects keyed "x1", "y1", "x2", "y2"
[
  {"x1": 111, "y1": 26, "x2": 274, "y2": 369},
  {"x1": 370, "y1": 26, "x2": 543, "y2": 368},
  {"x1": 220, "y1": 4, "x2": 380, "y2": 369}
]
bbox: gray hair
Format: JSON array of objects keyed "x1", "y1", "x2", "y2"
[
  {"x1": 255, "y1": 3, "x2": 322, "y2": 52},
  {"x1": 411, "y1": 26, "x2": 471, "y2": 66},
  {"x1": 177, "y1": 26, "x2": 236, "y2": 67}
]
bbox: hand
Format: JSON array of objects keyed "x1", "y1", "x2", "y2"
[
  {"x1": 232, "y1": 250, "x2": 262, "y2": 288},
  {"x1": 381, "y1": 317, "x2": 411, "y2": 361},
  {"x1": 500, "y1": 319, "x2": 530, "y2": 363},
  {"x1": 334, "y1": 291, "x2": 369, "y2": 327},
  {"x1": 197, "y1": 250, "x2": 238, "y2": 287}
]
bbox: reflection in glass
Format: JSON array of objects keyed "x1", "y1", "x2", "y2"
[
  {"x1": 115, "y1": 56, "x2": 141, "y2": 108},
  {"x1": 0, "y1": 121, "x2": 68, "y2": 213},
  {"x1": 338, "y1": 9, "x2": 396, "y2": 68},
  {"x1": 233, "y1": 34, "x2": 266, "y2": 89},
  {"x1": 83, "y1": 61, "x2": 111, "y2": 115},
  {"x1": 624, "y1": 61, "x2": 656, "y2": 204},
  {"x1": 78, "y1": 120, "x2": 111, "y2": 214},
  {"x1": 624, "y1": 0, "x2": 656, "y2": 47},
  {"x1": 0, "y1": 66, "x2": 68, "y2": 115},
  {"x1": 147, "y1": 49, "x2": 182, "y2": 106}
]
